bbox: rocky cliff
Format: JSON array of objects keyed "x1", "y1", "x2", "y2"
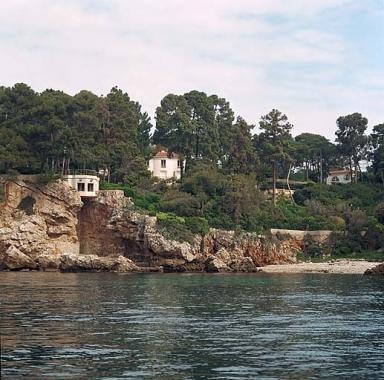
[
  {"x1": 0, "y1": 177, "x2": 301, "y2": 272},
  {"x1": 364, "y1": 263, "x2": 384, "y2": 275},
  {"x1": 0, "y1": 178, "x2": 137, "y2": 272}
]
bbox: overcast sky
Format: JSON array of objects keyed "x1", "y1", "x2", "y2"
[{"x1": 1, "y1": 0, "x2": 383, "y2": 139}]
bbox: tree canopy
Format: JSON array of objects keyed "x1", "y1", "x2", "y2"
[
  {"x1": 0, "y1": 83, "x2": 380, "y2": 190},
  {"x1": 1, "y1": 83, "x2": 383, "y2": 257}
]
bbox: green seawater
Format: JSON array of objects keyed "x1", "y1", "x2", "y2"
[{"x1": 1, "y1": 272, "x2": 383, "y2": 379}]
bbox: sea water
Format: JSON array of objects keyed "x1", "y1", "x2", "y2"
[{"x1": 1, "y1": 272, "x2": 383, "y2": 379}]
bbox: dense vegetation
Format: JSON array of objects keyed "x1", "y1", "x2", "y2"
[
  {"x1": 1, "y1": 83, "x2": 384, "y2": 257},
  {"x1": 0, "y1": 84, "x2": 151, "y2": 184}
]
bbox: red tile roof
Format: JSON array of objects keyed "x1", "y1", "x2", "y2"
[{"x1": 153, "y1": 150, "x2": 180, "y2": 159}]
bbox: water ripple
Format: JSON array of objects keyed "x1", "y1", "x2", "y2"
[{"x1": 1, "y1": 272, "x2": 384, "y2": 379}]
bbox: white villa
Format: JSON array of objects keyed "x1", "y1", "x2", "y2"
[
  {"x1": 63, "y1": 172, "x2": 100, "y2": 197},
  {"x1": 326, "y1": 169, "x2": 353, "y2": 185},
  {"x1": 148, "y1": 150, "x2": 183, "y2": 180}
]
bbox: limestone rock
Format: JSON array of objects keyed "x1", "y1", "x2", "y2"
[
  {"x1": 72, "y1": 186, "x2": 301, "y2": 271},
  {"x1": 59, "y1": 253, "x2": 138, "y2": 272},
  {"x1": 0, "y1": 175, "x2": 303, "y2": 273},
  {"x1": 35, "y1": 253, "x2": 61, "y2": 270},
  {"x1": 0, "y1": 245, "x2": 36, "y2": 270},
  {"x1": 110, "y1": 256, "x2": 140, "y2": 272},
  {"x1": 205, "y1": 256, "x2": 230, "y2": 272},
  {"x1": 232, "y1": 257, "x2": 260, "y2": 272},
  {"x1": 144, "y1": 228, "x2": 200, "y2": 262},
  {"x1": 364, "y1": 263, "x2": 384, "y2": 275},
  {"x1": 0, "y1": 178, "x2": 81, "y2": 260},
  {"x1": 60, "y1": 254, "x2": 105, "y2": 272}
]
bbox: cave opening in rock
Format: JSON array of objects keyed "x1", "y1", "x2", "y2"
[{"x1": 17, "y1": 195, "x2": 36, "y2": 215}]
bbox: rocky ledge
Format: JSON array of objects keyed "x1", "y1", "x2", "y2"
[
  {"x1": 0, "y1": 245, "x2": 138, "y2": 272},
  {"x1": 364, "y1": 263, "x2": 384, "y2": 275},
  {"x1": 0, "y1": 177, "x2": 303, "y2": 272}
]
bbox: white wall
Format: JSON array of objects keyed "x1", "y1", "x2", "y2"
[
  {"x1": 148, "y1": 157, "x2": 182, "y2": 180},
  {"x1": 326, "y1": 173, "x2": 351, "y2": 185},
  {"x1": 63, "y1": 175, "x2": 100, "y2": 197}
]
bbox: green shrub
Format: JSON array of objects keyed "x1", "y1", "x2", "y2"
[
  {"x1": 363, "y1": 223, "x2": 384, "y2": 250},
  {"x1": 205, "y1": 210, "x2": 234, "y2": 230},
  {"x1": 156, "y1": 212, "x2": 185, "y2": 224},
  {"x1": 156, "y1": 212, "x2": 195, "y2": 244},
  {"x1": 257, "y1": 200, "x2": 330, "y2": 231},
  {"x1": 302, "y1": 235, "x2": 331, "y2": 258},
  {"x1": 239, "y1": 214, "x2": 263, "y2": 233},
  {"x1": 328, "y1": 216, "x2": 346, "y2": 231},
  {"x1": 294, "y1": 183, "x2": 384, "y2": 211},
  {"x1": 100, "y1": 182, "x2": 160, "y2": 213},
  {"x1": 185, "y1": 216, "x2": 210, "y2": 235},
  {"x1": 329, "y1": 232, "x2": 362, "y2": 256},
  {"x1": 333, "y1": 250, "x2": 384, "y2": 262},
  {"x1": 156, "y1": 213, "x2": 210, "y2": 242},
  {"x1": 375, "y1": 202, "x2": 384, "y2": 224},
  {"x1": 159, "y1": 190, "x2": 200, "y2": 216},
  {"x1": 4, "y1": 169, "x2": 20, "y2": 182},
  {"x1": 35, "y1": 172, "x2": 59, "y2": 186}
]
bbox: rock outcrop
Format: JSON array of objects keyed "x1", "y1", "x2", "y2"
[
  {"x1": 0, "y1": 176, "x2": 302, "y2": 272},
  {"x1": 0, "y1": 245, "x2": 37, "y2": 270},
  {"x1": 0, "y1": 177, "x2": 82, "y2": 262},
  {"x1": 364, "y1": 263, "x2": 384, "y2": 275},
  {"x1": 202, "y1": 229, "x2": 298, "y2": 272},
  {"x1": 59, "y1": 254, "x2": 138, "y2": 272}
]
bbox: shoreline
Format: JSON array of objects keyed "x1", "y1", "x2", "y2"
[
  {"x1": 0, "y1": 259, "x2": 382, "y2": 275},
  {"x1": 259, "y1": 259, "x2": 383, "y2": 274}
]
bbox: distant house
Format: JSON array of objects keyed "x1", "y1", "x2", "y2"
[
  {"x1": 148, "y1": 150, "x2": 183, "y2": 180},
  {"x1": 63, "y1": 171, "x2": 100, "y2": 197},
  {"x1": 326, "y1": 169, "x2": 353, "y2": 185}
]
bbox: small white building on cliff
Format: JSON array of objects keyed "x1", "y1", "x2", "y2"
[
  {"x1": 148, "y1": 150, "x2": 183, "y2": 180},
  {"x1": 326, "y1": 169, "x2": 353, "y2": 185},
  {"x1": 63, "y1": 171, "x2": 100, "y2": 197}
]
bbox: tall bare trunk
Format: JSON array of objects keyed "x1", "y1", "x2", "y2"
[
  {"x1": 349, "y1": 158, "x2": 353, "y2": 183},
  {"x1": 61, "y1": 156, "x2": 65, "y2": 176},
  {"x1": 180, "y1": 157, "x2": 185, "y2": 183},
  {"x1": 287, "y1": 163, "x2": 295, "y2": 204},
  {"x1": 357, "y1": 162, "x2": 362, "y2": 182},
  {"x1": 272, "y1": 161, "x2": 277, "y2": 206}
]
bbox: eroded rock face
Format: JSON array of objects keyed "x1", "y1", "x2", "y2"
[
  {"x1": 201, "y1": 229, "x2": 299, "y2": 272},
  {"x1": 0, "y1": 178, "x2": 82, "y2": 264},
  {"x1": 0, "y1": 177, "x2": 302, "y2": 272},
  {"x1": 35, "y1": 252, "x2": 61, "y2": 270},
  {"x1": 0, "y1": 245, "x2": 36, "y2": 270},
  {"x1": 59, "y1": 253, "x2": 138, "y2": 272},
  {"x1": 205, "y1": 256, "x2": 230, "y2": 272},
  {"x1": 77, "y1": 191, "x2": 130, "y2": 258},
  {"x1": 364, "y1": 263, "x2": 384, "y2": 275}
]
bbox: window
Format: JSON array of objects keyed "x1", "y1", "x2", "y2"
[
  {"x1": 77, "y1": 182, "x2": 85, "y2": 191},
  {"x1": 88, "y1": 183, "x2": 94, "y2": 192},
  {"x1": 177, "y1": 160, "x2": 181, "y2": 168},
  {"x1": 331, "y1": 176, "x2": 339, "y2": 183},
  {"x1": 161, "y1": 159, "x2": 166, "y2": 168}
]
